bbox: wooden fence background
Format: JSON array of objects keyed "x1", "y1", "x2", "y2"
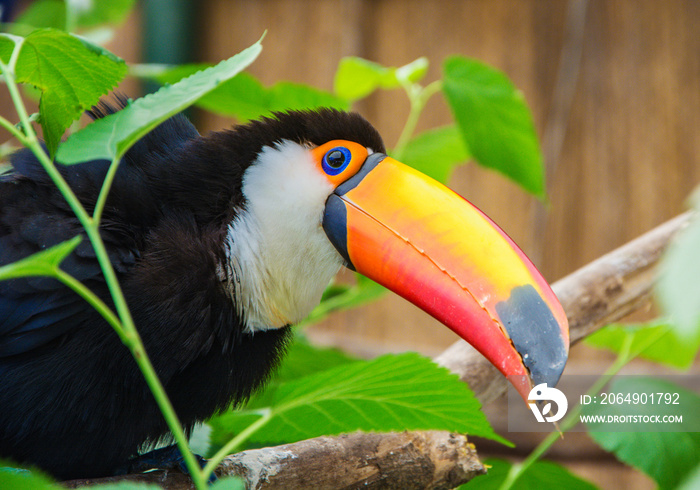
[
  {"x1": 4, "y1": 0, "x2": 700, "y2": 488},
  {"x1": 188, "y1": 0, "x2": 700, "y2": 363}
]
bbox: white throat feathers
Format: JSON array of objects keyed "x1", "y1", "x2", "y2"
[{"x1": 224, "y1": 141, "x2": 345, "y2": 332}]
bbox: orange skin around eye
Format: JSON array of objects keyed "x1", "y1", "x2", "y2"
[{"x1": 311, "y1": 140, "x2": 369, "y2": 186}]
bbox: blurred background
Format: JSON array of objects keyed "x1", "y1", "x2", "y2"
[{"x1": 2, "y1": 1, "x2": 699, "y2": 488}]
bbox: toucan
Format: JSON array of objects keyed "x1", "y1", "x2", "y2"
[{"x1": 0, "y1": 100, "x2": 569, "y2": 480}]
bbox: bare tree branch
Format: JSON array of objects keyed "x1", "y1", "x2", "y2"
[
  {"x1": 64, "y1": 431, "x2": 485, "y2": 489},
  {"x1": 219, "y1": 431, "x2": 485, "y2": 489},
  {"x1": 66, "y1": 212, "x2": 693, "y2": 489}
]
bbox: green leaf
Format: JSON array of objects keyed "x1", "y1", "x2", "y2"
[
  {"x1": 460, "y1": 458, "x2": 598, "y2": 489},
  {"x1": 678, "y1": 464, "x2": 700, "y2": 490},
  {"x1": 395, "y1": 57, "x2": 430, "y2": 85},
  {"x1": 656, "y1": 195, "x2": 700, "y2": 340},
  {"x1": 0, "y1": 236, "x2": 81, "y2": 281},
  {"x1": 13, "y1": 0, "x2": 65, "y2": 30},
  {"x1": 130, "y1": 62, "x2": 209, "y2": 83},
  {"x1": 442, "y1": 56, "x2": 545, "y2": 198},
  {"x1": 276, "y1": 335, "x2": 358, "y2": 383},
  {"x1": 199, "y1": 77, "x2": 349, "y2": 121},
  {"x1": 217, "y1": 336, "x2": 360, "y2": 447},
  {"x1": 70, "y1": 0, "x2": 136, "y2": 28},
  {"x1": 0, "y1": 29, "x2": 127, "y2": 157},
  {"x1": 188, "y1": 422, "x2": 212, "y2": 457},
  {"x1": 298, "y1": 274, "x2": 386, "y2": 328},
  {"x1": 334, "y1": 57, "x2": 428, "y2": 101},
  {"x1": 585, "y1": 321, "x2": 700, "y2": 369},
  {"x1": 210, "y1": 477, "x2": 246, "y2": 490},
  {"x1": 0, "y1": 464, "x2": 57, "y2": 490},
  {"x1": 209, "y1": 353, "x2": 508, "y2": 450},
  {"x1": 14, "y1": 0, "x2": 135, "y2": 30},
  {"x1": 237, "y1": 336, "x2": 357, "y2": 411},
  {"x1": 144, "y1": 67, "x2": 348, "y2": 121},
  {"x1": 588, "y1": 377, "x2": 700, "y2": 489},
  {"x1": 398, "y1": 125, "x2": 470, "y2": 184},
  {"x1": 56, "y1": 38, "x2": 263, "y2": 164}
]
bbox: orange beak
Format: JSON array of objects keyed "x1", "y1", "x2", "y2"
[{"x1": 322, "y1": 153, "x2": 569, "y2": 400}]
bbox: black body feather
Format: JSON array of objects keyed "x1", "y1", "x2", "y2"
[{"x1": 0, "y1": 102, "x2": 384, "y2": 479}]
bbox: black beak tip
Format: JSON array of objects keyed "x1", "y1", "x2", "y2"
[{"x1": 496, "y1": 284, "x2": 569, "y2": 388}]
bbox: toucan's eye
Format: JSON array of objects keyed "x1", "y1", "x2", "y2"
[
  {"x1": 312, "y1": 140, "x2": 368, "y2": 185},
  {"x1": 322, "y1": 147, "x2": 352, "y2": 175}
]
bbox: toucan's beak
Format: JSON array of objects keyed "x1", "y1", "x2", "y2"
[{"x1": 323, "y1": 153, "x2": 569, "y2": 400}]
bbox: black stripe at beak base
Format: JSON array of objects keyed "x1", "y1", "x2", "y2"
[{"x1": 323, "y1": 194, "x2": 354, "y2": 270}]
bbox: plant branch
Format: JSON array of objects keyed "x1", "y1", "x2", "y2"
[
  {"x1": 92, "y1": 155, "x2": 122, "y2": 225},
  {"x1": 0, "y1": 114, "x2": 31, "y2": 146},
  {"x1": 54, "y1": 268, "x2": 123, "y2": 336},
  {"x1": 392, "y1": 80, "x2": 443, "y2": 160}
]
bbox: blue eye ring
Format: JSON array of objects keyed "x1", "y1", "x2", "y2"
[{"x1": 322, "y1": 146, "x2": 352, "y2": 176}]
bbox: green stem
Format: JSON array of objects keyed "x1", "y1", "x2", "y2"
[
  {"x1": 1, "y1": 38, "x2": 207, "y2": 489},
  {"x1": 64, "y1": 1, "x2": 78, "y2": 33},
  {"x1": 392, "y1": 80, "x2": 443, "y2": 160},
  {"x1": 499, "y1": 327, "x2": 671, "y2": 490},
  {"x1": 298, "y1": 279, "x2": 384, "y2": 328},
  {"x1": 54, "y1": 268, "x2": 123, "y2": 337},
  {"x1": 79, "y1": 228, "x2": 207, "y2": 487},
  {"x1": 7, "y1": 34, "x2": 24, "y2": 75},
  {"x1": 0, "y1": 114, "x2": 30, "y2": 146},
  {"x1": 93, "y1": 155, "x2": 122, "y2": 224},
  {"x1": 130, "y1": 348, "x2": 208, "y2": 488},
  {"x1": 203, "y1": 410, "x2": 274, "y2": 478}
]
